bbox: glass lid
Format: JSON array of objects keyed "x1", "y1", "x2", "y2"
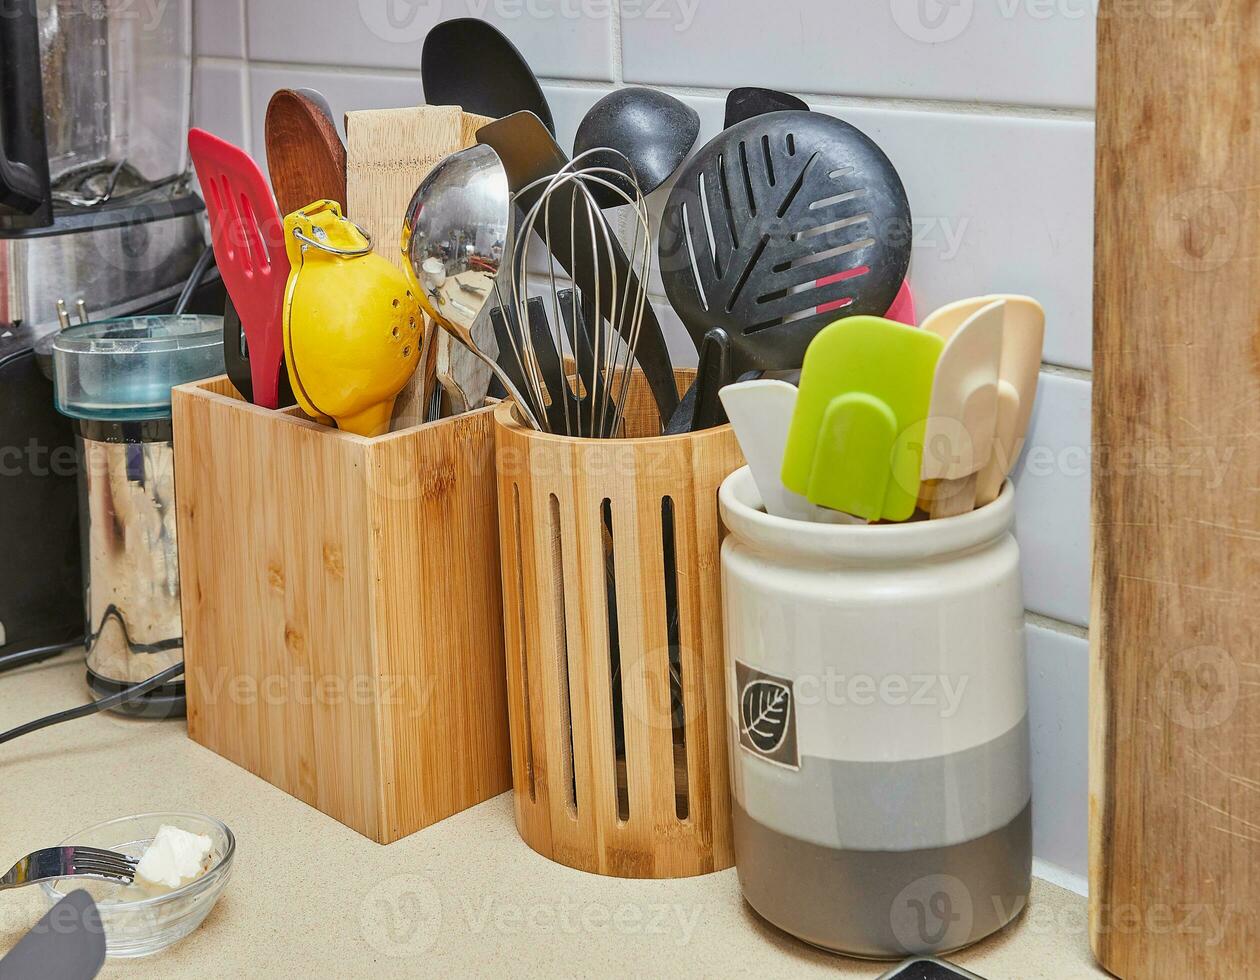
[{"x1": 52, "y1": 314, "x2": 224, "y2": 421}]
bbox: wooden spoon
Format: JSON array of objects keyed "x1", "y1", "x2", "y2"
[{"x1": 265, "y1": 88, "x2": 347, "y2": 218}]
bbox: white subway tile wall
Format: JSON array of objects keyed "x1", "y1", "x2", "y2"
[
  {"x1": 245, "y1": 0, "x2": 614, "y2": 80},
  {"x1": 620, "y1": 0, "x2": 1097, "y2": 109},
  {"x1": 193, "y1": 0, "x2": 246, "y2": 59},
  {"x1": 1026, "y1": 622, "x2": 1089, "y2": 886},
  {"x1": 191, "y1": 0, "x2": 1094, "y2": 888},
  {"x1": 1014, "y1": 372, "x2": 1092, "y2": 628}
]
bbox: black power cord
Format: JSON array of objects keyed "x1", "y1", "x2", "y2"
[
  {"x1": 0, "y1": 639, "x2": 82, "y2": 673},
  {"x1": 0, "y1": 661, "x2": 185, "y2": 746}
]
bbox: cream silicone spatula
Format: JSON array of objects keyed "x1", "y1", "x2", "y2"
[
  {"x1": 922, "y1": 295, "x2": 1046, "y2": 509},
  {"x1": 918, "y1": 299, "x2": 1005, "y2": 519},
  {"x1": 720, "y1": 379, "x2": 864, "y2": 524},
  {"x1": 977, "y1": 296, "x2": 1045, "y2": 504}
]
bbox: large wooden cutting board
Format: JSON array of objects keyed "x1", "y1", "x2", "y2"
[{"x1": 1091, "y1": 2, "x2": 1260, "y2": 976}]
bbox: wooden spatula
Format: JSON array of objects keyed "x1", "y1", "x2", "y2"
[
  {"x1": 345, "y1": 106, "x2": 494, "y2": 428},
  {"x1": 265, "y1": 88, "x2": 347, "y2": 217}
]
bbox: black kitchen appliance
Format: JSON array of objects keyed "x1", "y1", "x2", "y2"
[{"x1": 0, "y1": 0, "x2": 211, "y2": 671}]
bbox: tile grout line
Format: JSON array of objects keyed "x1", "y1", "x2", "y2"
[
  {"x1": 610, "y1": 0, "x2": 624, "y2": 85},
  {"x1": 238, "y1": 0, "x2": 253, "y2": 154},
  {"x1": 192, "y1": 56, "x2": 1094, "y2": 122},
  {"x1": 1026, "y1": 612, "x2": 1089, "y2": 641},
  {"x1": 1041, "y1": 363, "x2": 1091, "y2": 381}
]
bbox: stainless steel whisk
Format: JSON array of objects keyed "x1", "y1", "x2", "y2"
[{"x1": 496, "y1": 149, "x2": 653, "y2": 439}]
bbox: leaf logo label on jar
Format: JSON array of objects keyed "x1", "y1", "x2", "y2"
[{"x1": 736, "y1": 661, "x2": 800, "y2": 770}]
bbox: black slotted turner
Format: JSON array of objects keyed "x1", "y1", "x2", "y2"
[
  {"x1": 490, "y1": 288, "x2": 619, "y2": 437},
  {"x1": 658, "y1": 110, "x2": 911, "y2": 427}
]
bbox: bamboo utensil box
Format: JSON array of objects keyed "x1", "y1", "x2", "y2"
[
  {"x1": 494, "y1": 373, "x2": 744, "y2": 878},
  {"x1": 171, "y1": 376, "x2": 511, "y2": 844}
]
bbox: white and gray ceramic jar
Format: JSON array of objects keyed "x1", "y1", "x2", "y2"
[{"x1": 718, "y1": 466, "x2": 1031, "y2": 958}]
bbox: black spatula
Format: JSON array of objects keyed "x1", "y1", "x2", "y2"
[
  {"x1": 490, "y1": 289, "x2": 618, "y2": 437},
  {"x1": 0, "y1": 889, "x2": 105, "y2": 978},
  {"x1": 658, "y1": 110, "x2": 912, "y2": 428}
]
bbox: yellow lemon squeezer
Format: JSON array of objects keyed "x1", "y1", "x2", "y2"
[{"x1": 281, "y1": 200, "x2": 423, "y2": 436}]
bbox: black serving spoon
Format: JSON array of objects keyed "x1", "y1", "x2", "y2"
[{"x1": 421, "y1": 19, "x2": 555, "y2": 136}]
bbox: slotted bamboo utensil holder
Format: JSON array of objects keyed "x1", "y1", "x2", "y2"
[
  {"x1": 172, "y1": 376, "x2": 510, "y2": 844},
  {"x1": 495, "y1": 371, "x2": 744, "y2": 878}
]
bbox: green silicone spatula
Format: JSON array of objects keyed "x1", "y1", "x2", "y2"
[
  {"x1": 918, "y1": 299, "x2": 1005, "y2": 519},
  {"x1": 922, "y1": 295, "x2": 1046, "y2": 509},
  {"x1": 782, "y1": 316, "x2": 943, "y2": 522}
]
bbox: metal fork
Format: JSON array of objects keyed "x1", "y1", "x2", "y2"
[{"x1": 2, "y1": 846, "x2": 137, "y2": 892}]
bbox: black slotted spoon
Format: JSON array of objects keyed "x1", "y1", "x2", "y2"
[{"x1": 658, "y1": 110, "x2": 912, "y2": 429}]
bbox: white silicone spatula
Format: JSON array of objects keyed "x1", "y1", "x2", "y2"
[
  {"x1": 918, "y1": 300, "x2": 1005, "y2": 518},
  {"x1": 720, "y1": 379, "x2": 863, "y2": 523}
]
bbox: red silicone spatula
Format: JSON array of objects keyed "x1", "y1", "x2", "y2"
[{"x1": 188, "y1": 128, "x2": 290, "y2": 408}]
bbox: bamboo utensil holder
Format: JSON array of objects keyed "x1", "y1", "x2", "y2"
[
  {"x1": 494, "y1": 372, "x2": 744, "y2": 877},
  {"x1": 171, "y1": 376, "x2": 510, "y2": 844}
]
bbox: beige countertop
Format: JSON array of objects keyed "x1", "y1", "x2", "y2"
[{"x1": 1, "y1": 652, "x2": 1105, "y2": 978}]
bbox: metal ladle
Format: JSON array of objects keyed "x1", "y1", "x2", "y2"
[{"x1": 401, "y1": 144, "x2": 543, "y2": 431}]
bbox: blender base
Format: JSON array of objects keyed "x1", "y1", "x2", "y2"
[{"x1": 86, "y1": 669, "x2": 186, "y2": 719}]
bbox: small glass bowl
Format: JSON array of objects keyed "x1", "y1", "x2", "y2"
[{"x1": 41, "y1": 812, "x2": 235, "y2": 958}]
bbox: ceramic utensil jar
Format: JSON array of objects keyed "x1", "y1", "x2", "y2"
[{"x1": 718, "y1": 467, "x2": 1031, "y2": 958}]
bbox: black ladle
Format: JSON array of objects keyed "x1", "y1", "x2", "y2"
[
  {"x1": 421, "y1": 18, "x2": 555, "y2": 136},
  {"x1": 724, "y1": 87, "x2": 809, "y2": 128},
  {"x1": 572, "y1": 87, "x2": 700, "y2": 209}
]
